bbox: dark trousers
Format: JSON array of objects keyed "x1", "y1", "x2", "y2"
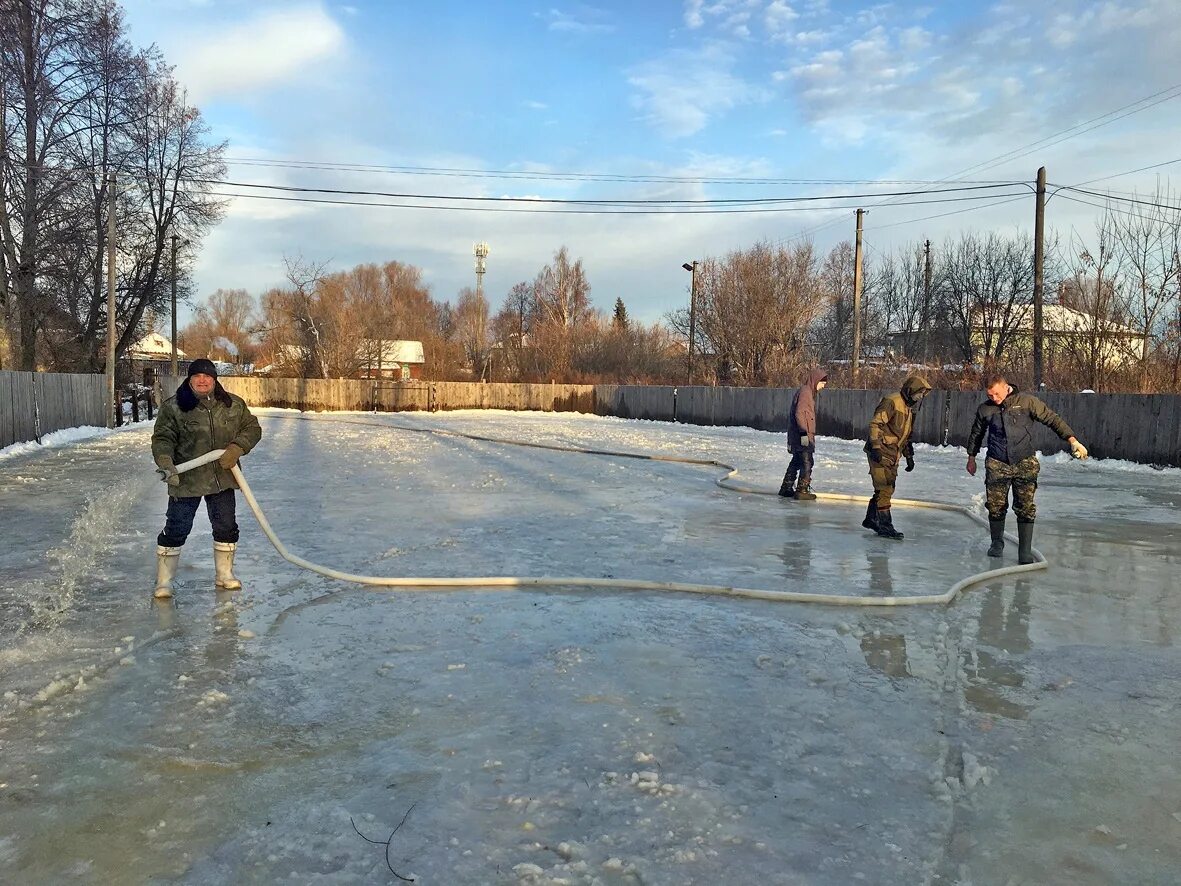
[
  {"x1": 786, "y1": 449, "x2": 815, "y2": 487},
  {"x1": 158, "y1": 489, "x2": 239, "y2": 547}
]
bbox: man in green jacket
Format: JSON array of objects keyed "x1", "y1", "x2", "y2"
[
  {"x1": 151, "y1": 359, "x2": 262, "y2": 598},
  {"x1": 966, "y1": 372, "x2": 1088, "y2": 564},
  {"x1": 863, "y1": 374, "x2": 932, "y2": 541}
]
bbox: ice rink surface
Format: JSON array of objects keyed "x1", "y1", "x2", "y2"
[{"x1": 1, "y1": 409, "x2": 1178, "y2": 884}]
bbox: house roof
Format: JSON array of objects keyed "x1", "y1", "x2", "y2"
[
  {"x1": 271, "y1": 340, "x2": 426, "y2": 366},
  {"x1": 362, "y1": 339, "x2": 425, "y2": 365},
  {"x1": 967, "y1": 303, "x2": 1144, "y2": 337},
  {"x1": 128, "y1": 331, "x2": 186, "y2": 359}
]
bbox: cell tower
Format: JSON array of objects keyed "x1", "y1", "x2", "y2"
[{"x1": 474, "y1": 242, "x2": 490, "y2": 303}]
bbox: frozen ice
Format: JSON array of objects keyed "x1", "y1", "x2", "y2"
[{"x1": 0, "y1": 408, "x2": 1178, "y2": 883}]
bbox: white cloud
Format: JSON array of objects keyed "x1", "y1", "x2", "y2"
[
  {"x1": 628, "y1": 45, "x2": 767, "y2": 137},
  {"x1": 176, "y1": 5, "x2": 346, "y2": 102},
  {"x1": 765, "y1": 0, "x2": 800, "y2": 38},
  {"x1": 544, "y1": 6, "x2": 615, "y2": 35}
]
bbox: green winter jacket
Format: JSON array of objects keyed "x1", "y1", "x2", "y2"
[
  {"x1": 864, "y1": 375, "x2": 933, "y2": 466},
  {"x1": 151, "y1": 380, "x2": 262, "y2": 498}
]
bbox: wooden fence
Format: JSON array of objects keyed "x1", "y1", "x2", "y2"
[
  {"x1": 158, "y1": 377, "x2": 600, "y2": 416},
  {"x1": 0, "y1": 370, "x2": 107, "y2": 449}
]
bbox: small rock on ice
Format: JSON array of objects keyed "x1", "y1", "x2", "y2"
[{"x1": 237, "y1": 629, "x2": 255, "y2": 639}]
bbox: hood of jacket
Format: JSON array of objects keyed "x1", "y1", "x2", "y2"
[
  {"x1": 807, "y1": 368, "x2": 829, "y2": 392},
  {"x1": 901, "y1": 374, "x2": 932, "y2": 406}
]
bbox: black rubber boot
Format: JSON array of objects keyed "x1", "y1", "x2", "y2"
[
  {"x1": 988, "y1": 519, "x2": 1005, "y2": 557},
  {"x1": 1017, "y1": 521, "x2": 1036, "y2": 564},
  {"x1": 875, "y1": 508, "x2": 904, "y2": 540},
  {"x1": 778, "y1": 469, "x2": 797, "y2": 498},
  {"x1": 795, "y1": 483, "x2": 817, "y2": 501},
  {"x1": 862, "y1": 500, "x2": 878, "y2": 531}
]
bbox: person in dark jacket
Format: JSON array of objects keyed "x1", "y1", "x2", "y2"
[
  {"x1": 966, "y1": 372, "x2": 1087, "y2": 564},
  {"x1": 862, "y1": 374, "x2": 932, "y2": 540},
  {"x1": 151, "y1": 359, "x2": 263, "y2": 598},
  {"x1": 779, "y1": 368, "x2": 828, "y2": 500}
]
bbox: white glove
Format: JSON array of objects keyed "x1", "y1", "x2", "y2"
[{"x1": 1070, "y1": 439, "x2": 1089, "y2": 460}]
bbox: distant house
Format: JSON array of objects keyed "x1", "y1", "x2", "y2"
[
  {"x1": 970, "y1": 303, "x2": 1145, "y2": 369},
  {"x1": 356, "y1": 339, "x2": 426, "y2": 380},
  {"x1": 258, "y1": 340, "x2": 426, "y2": 379},
  {"x1": 128, "y1": 331, "x2": 185, "y2": 364}
]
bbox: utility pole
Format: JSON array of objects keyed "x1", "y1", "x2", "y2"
[
  {"x1": 922, "y1": 239, "x2": 932, "y2": 363},
  {"x1": 105, "y1": 173, "x2": 117, "y2": 428},
  {"x1": 170, "y1": 233, "x2": 180, "y2": 376},
  {"x1": 682, "y1": 261, "x2": 698, "y2": 384},
  {"x1": 852, "y1": 209, "x2": 865, "y2": 386},
  {"x1": 1033, "y1": 166, "x2": 1046, "y2": 391}
]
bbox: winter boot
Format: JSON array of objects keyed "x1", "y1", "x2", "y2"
[
  {"x1": 154, "y1": 545, "x2": 180, "y2": 599},
  {"x1": 778, "y1": 469, "x2": 797, "y2": 498},
  {"x1": 988, "y1": 519, "x2": 1006, "y2": 558},
  {"x1": 213, "y1": 541, "x2": 242, "y2": 590},
  {"x1": 875, "y1": 508, "x2": 904, "y2": 540},
  {"x1": 1017, "y1": 522, "x2": 1036, "y2": 565},
  {"x1": 794, "y1": 483, "x2": 817, "y2": 501},
  {"x1": 862, "y1": 500, "x2": 879, "y2": 532}
]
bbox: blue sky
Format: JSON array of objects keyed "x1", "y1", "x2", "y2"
[{"x1": 119, "y1": 0, "x2": 1181, "y2": 326}]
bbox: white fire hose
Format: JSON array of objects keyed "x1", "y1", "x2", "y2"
[{"x1": 168, "y1": 427, "x2": 1046, "y2": 608}]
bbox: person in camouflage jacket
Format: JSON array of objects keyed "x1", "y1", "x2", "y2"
[
  {"x1": 862, "y1": 374, "x2": 932, "y2": 541},
  {"x1": 966, "y1": 372, "x2": 1088, "y2": 564},
  {"x1": 151, "y1": 359, "x2": 262, "y2": 598}
]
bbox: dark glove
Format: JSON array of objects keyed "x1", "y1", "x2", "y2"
[
  {"x1": 155, "y1": 456, "x2": 180, "y2": 487},
  {"x1": 905, "y1": 455, "x2": 915, "y2": 472},
  {"x1": 217, "y1": 443, "x2": 244, "y2": 470},
  {"x1": 868, "y1": 448, "x2": 882, "y2": 463}
]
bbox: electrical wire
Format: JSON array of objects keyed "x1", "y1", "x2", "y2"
[
  {"x1": 206, "y1": 187, "x2": 1031, "y2": 216},
  {"x1": 1064, "y1": 157, "x2": 1181, "y2": 188},
  {"x1": 1051, "y1": 184, "x2": 1181, "y2": 213},
  {"x1": 777, "y1": 81, "x2": 1181, "y2": 244},
  {"x1": 197, "y1": 178, "x2": 1022, "y2": 207}
]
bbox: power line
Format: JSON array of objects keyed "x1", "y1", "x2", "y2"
[
  {"x1": 1064, "y1": 157, "x2": 1181, "y2": 188},
  {"x1": 206, "y1": 188, "x2": 1030, "y2": 216},
  {"x1": 197, "y1": 178, "x2": 1022, "y2": 207},
  {"x1": 866, "y1": 195, "x2": 1031, "y2": 232},
  {"x1": 1052, "y1": 184, "x2": 1181, "y2": 212},
  {"x1": 779, "y1": 80, "x2": 1181, "y2": 245}
]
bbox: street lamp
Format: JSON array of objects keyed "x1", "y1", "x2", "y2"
[
  {"x1": 682, "y1": 261, "x2": 697, "y2": 384},
  {"x1": 170, "y1": 234, "x2": 189, "y2": 376}
]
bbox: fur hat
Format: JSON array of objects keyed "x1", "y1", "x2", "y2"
[{"x1": 187, "y1": 358, "x2": 218, "y2": 378}]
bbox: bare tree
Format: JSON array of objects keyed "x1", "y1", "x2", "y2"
[
  {"x1": 1112, "y1": 187, "x2": 1181, "y2": 391},
  {"x1": 940, "y1": 232, "x2": 1034, "y2": 365},
  {"x1": 693, "y1": 240, "x2": 823, "y2": 385},
  {"x1": 1056, "y1": 214, "x2": 1133, "y2": 392}
]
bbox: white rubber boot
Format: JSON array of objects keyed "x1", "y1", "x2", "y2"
[
  {"x1": 155, "y1": 546, "x2": 181, "y2": 599},
  {"x1": 213, "y1": 541, "x2": 242, "y2": 590}
]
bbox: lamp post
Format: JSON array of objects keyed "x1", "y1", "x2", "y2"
[
  {"x1": 682, "y1": 261, "x2": 697, "y2": 384},
  {"x1": 170, "y1": 234, "x2": 188, "y2": 376}
]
